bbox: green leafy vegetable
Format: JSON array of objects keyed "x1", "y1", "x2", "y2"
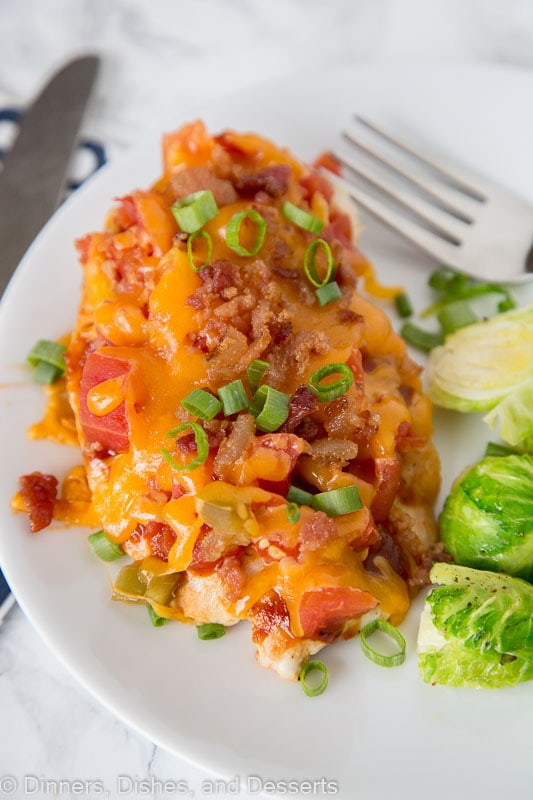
[
  {"x1": 484, "y1": 376, "x2": 533, "y2": 451},
  {"x1": 427, "y1": 304, "x2": 533, "y2": 415},
  {"x1": 418, "y1": 563, "x2": 533, "y2": 688},
  {"x1": 440, "y1": 454, "x2": 533, "y2": 581}
]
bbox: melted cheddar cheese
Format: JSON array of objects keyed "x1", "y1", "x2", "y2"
[{"x1": 23, "y1": 121, "x2": 442, "y2": 680}]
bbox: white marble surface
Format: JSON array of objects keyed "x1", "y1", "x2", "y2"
[{"x1": 1, "y1": 1, "x2": 533, "y2": 798}]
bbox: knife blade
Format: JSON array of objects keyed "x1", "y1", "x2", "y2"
[
  {"x1": 0, "y1": 56, "x2": 99, "y2": 625},
  {"x1": 0, "y1": 55, "x2": 99, "y2": 296}
]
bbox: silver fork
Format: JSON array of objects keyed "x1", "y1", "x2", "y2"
[{"x1": 326, "y1": 115, "x2": 533, "y2": 284}]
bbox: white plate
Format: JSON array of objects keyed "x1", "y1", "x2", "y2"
[{"x1": 1, "y1": 63, "x2": 532, "y2": 800}]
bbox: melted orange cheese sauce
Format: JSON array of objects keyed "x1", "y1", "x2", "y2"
[{"x1": 32, "y1": 121, "x2": 440, "y2": 674}]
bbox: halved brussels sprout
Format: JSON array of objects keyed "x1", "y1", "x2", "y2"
[
  {"x1": 427, "y1": 304, "x2": 533, "y2": 413},
  {"x1": 439, "y1": 454, "x2": 533, "y2": 581},
  {"x1": 418, "y1": 563, "x2": 533, "y2": 688}
]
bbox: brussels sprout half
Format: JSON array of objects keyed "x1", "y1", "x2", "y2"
[
  {"x1": 440, "y1": 454, "x2": 533, "y2": 582},
  {"x1": 427, "y1": 304, "x2": 533, "y2": 413},
  {"x1": 418, "y1": 563, "x2": 533, "y2": 688}
]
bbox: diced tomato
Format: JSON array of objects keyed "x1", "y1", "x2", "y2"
[
  {"x1": 79, "y1": 351, "x2": 131, "y2": 454},
  {"x1": 323, "y1": 211, "x2": 354, "y2": 250},
  {"x1": 163, "y1": 120, "x2": 215, "y2": 173},
  {"x1": 312, "y1": 151, "x2": 342, "y2": 177},
  {"x1": 298, "y1": 586, "x2": 377, "y2": 641},
  {"x1": 299, "y1": 168, "x2": 334, "y2": 203}
]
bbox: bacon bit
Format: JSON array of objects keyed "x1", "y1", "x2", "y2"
[
  {"x1": 114, "y1": 195, "x2": 139, "y2": 230},
  {"x1": 308, "y1": 438, "x2": 358, "y2": 466},
  {"x1": 123, "y1": 521, "x2": 177, "y2": 561},
  {"x1": 176, "y1": 428, "x2": 222, "y2": 454},
  {"x1": 75, "y1": 234, "x2": 93, "y2": 266},
  {"x1": 366, "y1": 526, "x2": 407, "y2": 580},
  {"x1": 280, "y1": 385, "x2": 318, "y2": 434},
  {"x1": 235, "y1": 165, "x2": 291, "y2": 198},
  {"x1": 18, "y1": 472, "x2": 58, "y2": 533},
  {"x1": 170, "y1": 166, "x2": 238, "y2": 207},
  {"x1": 293, "y1": 416, "x2": 325, "y2": 443},
  {"x1": 395, "y1": 420, "x2": 426, "y2": 453},
  {"x1": 323, "y1": 395, "x2": 375, "y2": 441},
  {"x1": 371, "y1": 457, "x2": 402, "y2": 522},
  {"x1": 299, "y1": 511, "x2": 337, "y2": 552},
  {"x1": 250, "y1": 591, "x2": 291, "y2": 644},
  {"x1": 270, "y1": 319, "x2": 293, "y2": 345},
  {"x1": 122, "y1": 528, "x2": 150, "y2": 561},
  {"x1": 145, "y1": 521, "x2": 177, "y2": 559}
]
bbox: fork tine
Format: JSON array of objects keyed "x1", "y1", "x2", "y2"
[
  {"x1": 331, "y1": 148, "x2": 465, "y2": 245},
  {"x1": 355, "y1": 115, "x2": 489, "y2": 202},
  {"x1": 324, "y1": 170, "x2": 462, "y2": 270},
  {"x1": 343, "y1": 129, "x2": 477, "y2": 223}
]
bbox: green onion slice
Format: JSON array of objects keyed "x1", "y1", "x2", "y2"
[
  {"x1": 249, "y1": 385, "x2": 290, "y2": 432},
  {"x1": 32, "y1": 361, "x2": 64, "y2": 385},
  {"x1": 360, "y1": 619, "x2": 406, "y2": 668},
  {"x1": 181, "y1": 388, "x2": 222, "y2": 420},
  {"x1": 147, "y1": 605, "x2": 169, "y2": 627},
  {"x1": 27, "y1": 339, "x2": 66, "y2": 369},
  {"x1": 28, "y1": 339, "x2": 66, "y2": 384},
  {"x1": 88, "y1": 530, "x2": 125, "y2": 562},
  {"x1": 246, "y1": 359, "x2": 269, "y2": 394},
  {"x1": 286, "y1": 485, "x2": 314, "y2": 506},
  {"x1": 186, "y1": 229, "x2": 213, "y2": 272},
  {"x1": 285, "y1": 502, "x2": 300, "y2": 524},
  {"x1": 394, "y1": 292, "x2": 413, "y2": 318},
  {"x1": 304, "y1": 239, "x2": 334, "y2": 288},
  {"x1": 226, "y1": 209, "x2": 267, "y2": 257},
  {"x1": 282, "y1": 201, "x2": 324, "y2": 235},
  {"x1": 217, "y1": 379, "x2": 249, "y2": 416},
  {"x1": 400, "y1": 322, "x2": 443, "y2": 352},
  {"x1": 299, "y1": 660, "x2": 328, "y2": 697},
  {"x1": 310, "y1": 485, "x2": 362, "y2": 516},
  {"x1": 423, "y1": 270, "x2": 515, "y2": 318},
  {"x1": 308, "y1": 363, "x2": 354, "y2": 403},
  {"x1": 428, "y1": 267, "x2": 462, "y2": 292},
  {"x1": 171, "y1": 190, "x2": 219, "y2": 234},
  {"x1": 484, "y1": 441, "x2": 519, "y2": 457},
  {"x1": 197, "y1": 623, "x2": 226, "y2": 640},
  {"x1": 162, "y1": 422, "x2": 209, "y2": 471},
  {"x1": 315, "y1": 281, "x2": 342, "y2": 307},
  {"x1": 437, "y1": 299, "x2": 477, "y2": 335},
  {"x1": 498, "y1": 297, "x2": 516, "y2": 312}
]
